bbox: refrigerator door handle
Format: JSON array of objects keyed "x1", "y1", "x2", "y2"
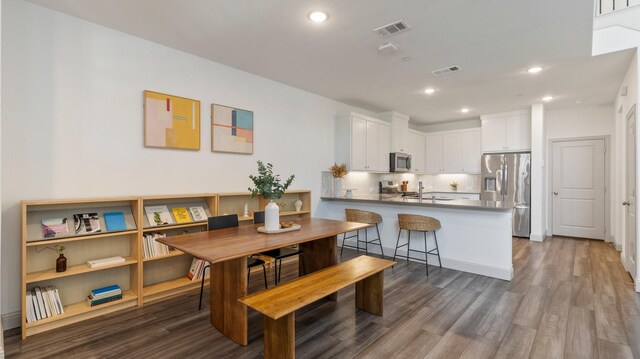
[
  {"x1": 495, "y1": 168, "x2": 503, "y2": 197},
  {"x1": 503, "y1": 163, "x2": 508, "y2": 196}
]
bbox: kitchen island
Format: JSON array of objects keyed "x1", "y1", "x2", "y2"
[{"x1": 317, "y1": 194, "x2": 513, "y2": 280}]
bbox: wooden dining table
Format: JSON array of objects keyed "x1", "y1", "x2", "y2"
[{"x1": 157, "y1": 217, "x2": 372, "y2": 346}]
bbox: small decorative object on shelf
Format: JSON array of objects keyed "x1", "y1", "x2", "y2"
[
  {"x1": 329, "y1": 163, "x2": 348, "y2": 197},
  {"x1": 450, "y1": 181, "x2": 459, "y2": 191},
  {"x1": 243, "y1": 203, "x2": 250, "y2": 218},
  {"x1": 249, "y1": 161, "x2": 295, "y2": 231},
  {"x1": 294, "y1": 199, "x2": 303, "y2": 212},
  {"x1": 36, "y1": 245, "x2": 67, "y2": 272}
]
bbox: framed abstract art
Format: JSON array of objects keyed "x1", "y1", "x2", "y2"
[
  {"x1": 211, "y1": 103, "x2": 254, "y2": 154},
  {"x1": 144, "y1": 90, "x2": 201, "y2": 150}
]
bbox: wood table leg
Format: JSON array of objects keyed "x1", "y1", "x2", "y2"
[
  {"x1": 264, "y1": 313, "x2": 295, "y2": 359},
  {"x1": 355, "y1": 271, "x2": 384, "y2": 316},
  {"x1": 211, "y1": 256, "x2": 248, "y2": 345},
  {"x1": 299, "y1": 235, "x2": 338, "y2": 301}
]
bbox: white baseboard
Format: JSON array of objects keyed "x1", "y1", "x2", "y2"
[
  {"x1": 2, "y1": 311, "x2": 21, "y2": 331},
  {"x1": 529, "y1": 234, "x2": 544, "y2": 242},
  {"x1": 371, "y1": 246, "x2": 513, "y2": 281}
]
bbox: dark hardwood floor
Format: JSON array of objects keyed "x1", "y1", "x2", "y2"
[{"x1": 5, "y1": 236, "x2": 640, "y2": 358}]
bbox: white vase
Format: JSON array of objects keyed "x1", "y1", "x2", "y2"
[
  {"x1": 333, "y1": 178, "x2": 343, "y2": 197},
  {"x1": 265, "y1": 200, "x2": 280, "y2": 231},
  {"x1": 294, "y1": 199, "x2": 303, "y2": 212}
]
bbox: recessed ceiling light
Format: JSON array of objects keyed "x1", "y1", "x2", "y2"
[
  {"x1": 527, "y1": 66, "x2": 544, "y2": 74},
  {"x1": 460, "y1": 108, "x2": 470, "y2": 113},
  {"x1": 424, "y1": 88, "x2": 435, "y2": 95},
  {"x1": 308, "y1": 11, "x2": 328, "y2": 23},
  {"x1": 542, "y1": 96, "x2": 553, "y2": 102}
]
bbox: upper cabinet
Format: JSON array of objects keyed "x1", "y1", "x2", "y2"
[
  {"x1": 380, "y1": 111, "x2": 410, "y2": 153},
  {"x1": 407, "y1": 130, "x2": 426, "y2": 173},
  {"x1": 481, "y1": 110, "x2": 531, "y2": 153},
  {"x1": 335, "y1": 112, "x2": 391, "y2": 172},
  {"x1": 426, "y1": 129, "x2": 481, "y2": 173}
]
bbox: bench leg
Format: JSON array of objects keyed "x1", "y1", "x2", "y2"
[
  {"x1": 264, "y1": 313, "x2": 295, "y2": 359},
  {"x1": 355, "y1": 271, "x2": 384, "y2": 316}
]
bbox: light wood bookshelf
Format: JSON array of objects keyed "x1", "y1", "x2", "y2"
[
  {"x1": 21, "y1": 190, "x2": 311, "y2": 339},
  {"x1": 22, "y1": 197, "x2": 141, "y2": 339}
]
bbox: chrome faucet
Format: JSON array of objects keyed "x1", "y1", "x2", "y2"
[{"x1": 418, "y1": 181, "x2": 424, "y2": 203}]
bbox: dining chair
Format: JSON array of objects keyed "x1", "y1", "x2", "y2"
[
  {"x1": 199, "y1": 214, "x2": 268, "y2": 310},
  {"x1": 254, "y1": 211, "x2": 305, "y2": 285}
]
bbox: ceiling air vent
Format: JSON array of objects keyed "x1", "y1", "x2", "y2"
[
  {"x1": 431, "y1": 65, "x2": 461, "y2": 76},
  {"x1": 374, "y1": 20, "x2": 411, "y2": 37}
]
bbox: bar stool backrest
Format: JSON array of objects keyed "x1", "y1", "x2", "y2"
[
  {"x1": 397, "y1": 214, "x2": 441, "y2": 231},
  {"x1": 345, "y1": 209, "x2": 382, "y2": 224}
]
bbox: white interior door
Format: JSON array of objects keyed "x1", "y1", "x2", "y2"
[
  {"x1": 552, "y1": 139, "x2": 605, "y2": 239},
  {"x1": 626, "y1": 107, "x2": 636, "y2": 279}
]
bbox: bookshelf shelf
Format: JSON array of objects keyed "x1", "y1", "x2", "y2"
[
  {"x1": 142, "y1": 221, "x2": 207, "y2": 233},
  {"x1": 142, "y1": 250, "x2": 186, "y2": 262},
  {"x1": 25, "y1": 290, "x2": 138, "y2": 335},
  {"x1": 142, "y1": 276, "x2": 207, "y2": 303},
  {"x1": 26, "y1": 257, "x2": 138, "y2": 283},
  {"x1": 25, "y1": 230, "x2": 138, "y2": 247}
]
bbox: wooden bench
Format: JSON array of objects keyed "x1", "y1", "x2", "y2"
[{"x1": 239, "y1": 255, "x2": 396, "y2": 359}]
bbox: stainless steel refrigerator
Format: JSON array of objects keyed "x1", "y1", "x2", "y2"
[{"x1": 481, "y1": 152, "x2": 531, "y2": 238}]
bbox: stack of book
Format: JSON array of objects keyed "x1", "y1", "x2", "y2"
[
  {"x1": 26, "y1": 286, "x2": 64, "y2": 323},
  {"x1": 143, "y1": 232, "x2": 172, "y2": 259},
  {"x1": 187, "y1": 258, "x2": 207, "y2": 281},
  {"x1": 87, "y1": 285, "x2": 123, "y2": 307}
]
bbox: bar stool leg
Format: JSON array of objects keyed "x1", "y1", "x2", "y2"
[
  {"x1": 423, "y1": 231, "x2": 429, "y2": 276},
  {"x1": 434, "y1": 231, "x2": 443, "y2": 268},
  {"x1": 364, "y1": 227, "x2": 369, "y2": 256},
  {"x1": 356, "y1": 229, "x2": 360, "y2": 253},
  {"x1": 375, "y1": 223, "x2": 385, "y2": 258},
  {"x1": 393, "y1": 229, "x2": 402, "y2": 262},
  {"x1": 406, "y1": 230, "x2": 411, "y2": 264}
]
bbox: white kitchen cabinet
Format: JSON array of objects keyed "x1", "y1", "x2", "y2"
[
  {"x1": 461, "y1": 130, "x2": 482, "y2": 173},
  {"x1": 425, "y1": 134, "x2": 444, "y2": 173},
  {"x1": 380, "y1": 111, "x2": 411, "y2": 153},
  {"x1": 425, "y1": 128, "x2": 481, "y2": 173},
  {"x1": 335, "y1": 112, "x2": 391, "y2": 172},
  {"x1": 408, "y1": 130, "x2": 426, "y2": 173},
  {"x1": 481, "y1": 110, "x2": 531, "y2": 153}
]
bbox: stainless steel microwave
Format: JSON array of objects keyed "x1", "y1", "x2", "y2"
[{"x1": 390, "y1": 152, "x2": 411, "y2": 172}]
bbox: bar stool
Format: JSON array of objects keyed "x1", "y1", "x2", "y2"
[
  {"x1": 341, "y1": 209, "x2": 385, "y2": 258},
  {"x1": 393, "y1": 214, "x2": 442, "y2": 276}
]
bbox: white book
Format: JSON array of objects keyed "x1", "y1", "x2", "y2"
[
  {"x1": 189, "y1": 206, "x2": 207, "y2": 222},
  {"x1": 145, "y1": 205, "x2": 174, "y2": 227},
  {"x1": 26, "y1": 293, "x2": 35, "y2": 323},
  {"x1": 31, "y1": 291, "x2": 42, "y2": 320},
  {"x1": 44, "y1": 288, "x2": 56, "y2": 316},
  {"x1": 87, "y1": 256, "x2": 125, "y2": 268},
  {"x1": 47, "y1": 287, "x2": 60, "y2": 316},
  {"x1": 54, "y1": 288, "x2": 65, "y2": 314},
  {"x1": 34, "y1": 287, "x2": 49, "y2": 318}
]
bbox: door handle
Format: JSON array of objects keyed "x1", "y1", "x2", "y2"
[
  {"x1": 622, "y1": 201, "x2": 630, "y2": 206},
  {"x1": 553, "y1": 192, "x2": 558, "y2": 196}
]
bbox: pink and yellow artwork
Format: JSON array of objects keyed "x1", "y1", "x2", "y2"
[
  {"x1": 211, "y1": 103, "x2": 254, "y2": 154},
  {"x1": 144, "y1": 90, "x2": 200, "y2": 150}
]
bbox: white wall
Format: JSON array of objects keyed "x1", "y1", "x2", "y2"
[
  {"x1": 545, "y1": 104, "x2": 616, "y2": 245},
  {"x1": 0, "y1": 0, "x2": 4, "y2": 354},
  {"x1": 0, "y1": 0, "x2": 372, "y2": 327}
]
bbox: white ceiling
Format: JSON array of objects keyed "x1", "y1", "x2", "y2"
[{"x1": 26, "y1": 0, "x2": 634, "y2": 124}]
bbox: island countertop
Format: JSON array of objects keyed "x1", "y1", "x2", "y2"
[{"x1": 321, "y1": 194, "x2": 513, "y2": 212}]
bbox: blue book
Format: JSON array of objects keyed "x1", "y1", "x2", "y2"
[
  {"x1": 91, "y1": 285, "x2": 121, "y2": 297},
  {"x1": 104, "y1": 212, "x2": 126, "y2": 231}
]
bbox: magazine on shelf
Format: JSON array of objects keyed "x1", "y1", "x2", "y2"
[
  {"x1": 189, "y1": 206, "x2": 207, "y2": 222},
  {"x1": 104, "y1": 212, "x2": 127, "y2": 231},
  {"x1": 73, "y1": 213, "x2": 102, "y2": 235},
  {"x1": 145, "y1": 205, "x2": 174, "y2": 227},
  {"x1": 171, "y1": 207, "x2": 191, "y2": 223},
  {"x1": 40, "y1": 217, "x2": 70, "y2": 239}
]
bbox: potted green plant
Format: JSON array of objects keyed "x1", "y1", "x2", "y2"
[{"x1": 249, "y1": 161, "x2": 295, "y2": 230}]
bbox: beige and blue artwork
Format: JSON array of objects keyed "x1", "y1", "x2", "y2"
[{"x1": 211, "y1": 104, "x2": 254, "y2": 154}]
